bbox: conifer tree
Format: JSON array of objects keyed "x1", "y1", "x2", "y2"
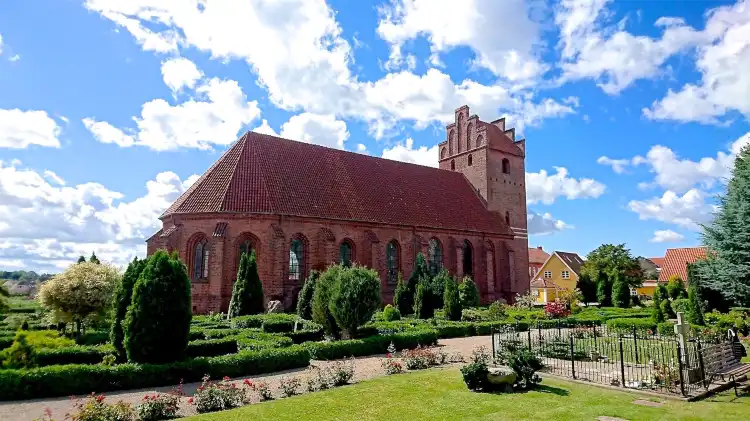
[
  {"x1": 403, "y1": 253, "x2": 430, "y2": 314},
  {"x1": 89, "y1": 252, "x2": 100, "y2": 264},
  {"x1": 110, "y1": 257, "x2": 146, "y2": 361},
  {"x1": 443, "y1": 276, "x2": 462, "y2": 321},
  {"x1": 687, "y1": 284, "x2": 705, "y2": 326},
  {"x1": 459, "y1": 276, "x2": 480, "y2": 308},
  {"x1": 700, "y1": 144, "x2": 750, "y2": 307},
  {"x1": 312, "y1": 264, "x2": 344, "y2": 338},
  {"x1": 296, "y1": 270, "x2": 319, "y2": 320},
  {"x1": 393, "y1": 272, "x2": 410, "y2": 315},
  {"x1": 77, "y1": 256, "x2": 86, "y2": 264},
  {"x1": 413, "y1": 279, "x2": 430, "y2": 319},
  {"x1": 652, "y1": 288, "x2": 666, "y2": 323},
  {"x1": 611, "y1": 272, "x2": 631, "y2": 308},
  {"x1": 227, "y1": 250, "x2": 264, "y2": 318}
]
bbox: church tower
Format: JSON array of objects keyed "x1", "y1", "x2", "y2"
[{"x1": 438, "y1": 105, "x2": 528, "y2": 239}]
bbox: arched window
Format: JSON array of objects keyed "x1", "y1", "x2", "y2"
[
  {"x1": 428, "y1": 238, "x2": 443, "y2": 276},
  {"x1": 462, "y1": 240, "x2": 473, "y2": 277},
  {"x1": 448, "y1": 129, "x2": 454, "y2": 154},
  {"x1": 502, "y1": 158, "x2": 510, "y2": 174},
  {"x1": 486, "y1": 241, "x2": 495, "y2": 291},
  {"x1": 468, "y1": 154, "x2": 473, "y2": 166},
  {"x1": 440, "y1": 147, "x2": 447, "y2": 159},
  {"x1": 386, "y1": 240, "x2": 400, "y2": 284},
  {"x1": 476, "y1": 135, "x2": 483, "y2": 146},
  {"x1": 289, "y1": 238, "x2": 305, "y2": 281},
  {"x1": 505, "y1": 211, "x2": 510, "y2": 226},
  {"x1": 451, "y1": 160, "x2": 455, "y2": 171},
  {"x1": 192, "y1": 237, "x2": 209, "y2": 281},
  {"x1": 339, "y1": 240, "x2": 353, "y2": 267},
  {"x1": 234, "y1": 234, "x2": 259, "y2": 276},
  {"x1": 466, "y1": 122, "x2": 473, "y2": 150}
]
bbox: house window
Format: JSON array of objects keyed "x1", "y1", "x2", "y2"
[
  {"x1": 543, "y1": 271, "x2": 552, "y2": 279},
  {"x1": 192, "y1": 238, "x2": 209, "y2": 281},
  {"x1": 289, "y1": 238, "x2": 304, "y2": 281},
  {"x1": 339, "y1": 240, "x2": 353, "y2": 267},
  {"x1": 386, "y1": 240, "x2": 400, "y2": 284},
  {"x1": 562, "y1": 270, "x2": 570, "y2": 279},
  {"x1": 428, "y1": 238, "x2": 443, "y2": 276},
  {"x1": 630, "y1": 287, "x2": 637, "y2": 296}
]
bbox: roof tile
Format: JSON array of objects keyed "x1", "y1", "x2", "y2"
[{"x1": 658, "y1": 247, "x2": 707, "y2": 282}]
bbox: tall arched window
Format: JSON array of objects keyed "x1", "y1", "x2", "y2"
[
  {"x1": 192, "y1": 238, "x2": 209, "y2": 281},
  {"x1": 448, "y1": 129, "x2": 454, "y2": 154},
  {"x1": 386, "y1": 240, "x2": 400, "y2": 284},
  {"x1": 468, "y1": 154, "x2": 473, "y2": 166},
  {"x1": 476, "y1": 135, "x2": 483, "y2": 146},
  {"x1": 440, "y1": 147, "x2": 447, "y2": 159},
  {"x1": 451, "y1": 160, "x2": 455, "y2": 171},
  {"x1": 462, "y1": 240, "x2": 473, "y2": 277},
  {"x1": 466, "y1": 122, "x2": 473, "y2": 150},
  {"x1": 339, "y1": 240, "x2": 353, "y2": 267},
  {"x1": 239, "y1": 239, "x2": 253, "y2": 261},
  {"x1": 505, "y1": 211, "x2": 510, "y2": 226},
  {"x1": 502, "y1": 158, "x2": 510, "y2": 174},
  {"x1": 289, "y1": 238, "x2": 305, "y2": 281},
  {"x1": 486, "y1": 241, "x2": 495, "y2": 292},
  {"x1": 428, "y1": 238, "x2": 443, "y2": 276}
]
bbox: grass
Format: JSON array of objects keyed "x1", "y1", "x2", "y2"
[{"x1": 187, "y1": 368, "x2": 750, "y2": 421}]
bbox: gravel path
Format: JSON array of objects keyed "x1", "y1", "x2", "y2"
[{"x1": 0, "y1": 336, "x2": 492, "y2": 421}]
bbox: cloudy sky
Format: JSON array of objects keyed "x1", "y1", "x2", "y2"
[{"x1": 1, "y1": 0, "x2": 749, "y2": 272}]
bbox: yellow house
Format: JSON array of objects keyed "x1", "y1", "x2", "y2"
[{"x1": 530, "y1": 251, "x2": 585, "y2": 304}]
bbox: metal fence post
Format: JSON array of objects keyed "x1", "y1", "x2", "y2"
[
  {"x1": 570, "y1": 334, "x2": 576, "y2": 379},
  {"x1": 632, "y1": 325, "x2": 639, "y2": 364},
  {"x1": 677, "y1": 342, "x2": 686, "y2": 397},
  {"x1": 491, "y1": 327, "x2": 496, "y2": 363},
  {"x1": 527, "y1": 327, "x2": 532, "y2": 351},
  {"x1": 697, "y1": 340, "x2": 707, "y2": 389},
  {"x1": 619, "y1": 334, "x2": 626, "y2": 387}
]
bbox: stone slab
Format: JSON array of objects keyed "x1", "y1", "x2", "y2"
[{"x1": 632, "y1": 399, "x2": 664, "y2": 407}]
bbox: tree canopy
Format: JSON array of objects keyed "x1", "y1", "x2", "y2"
[
  {"x1": 700, "y1": 144, "x2": 750, "y2": 307},
  {"x1": 581, "y1": 244, "x2": 643, "y2": 305}
]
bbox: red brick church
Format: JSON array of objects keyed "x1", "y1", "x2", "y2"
[{"x1": 147, "y1": 105, "x2": 530, "y2": 314}]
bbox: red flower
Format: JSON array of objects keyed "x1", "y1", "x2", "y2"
[
  {"x1": 243, "y1": 379, "x2": 253, "y2": 387},
  {"x1": 198, "y1": 386, "x2": 204, "y2": 392},
  {"x1": 386, "y1": 353, "x2": 392, "y2": 358},
  {"x1": 223, "y1": 376, "x2": 230, "y2": 381},
  {"x1": 95, "y1": 395, "x2": 105, "y2": 403},
  {"x1": 187, "y1": 397, "x2": 194, "y2": 404}
]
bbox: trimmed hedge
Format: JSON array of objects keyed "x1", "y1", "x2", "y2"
[
  {"x1": 282, "y1": 328, "x2": 324, "y2": 344},
  {"x1": 33, "y1": 345, "x2": 113, "y2": 367},
  {"x1": 0, "y1": 336, "x2": 13, "y2": 350},
  {"x1": 606, "y1": 317, "x2": 657, "y2": 333},
  {"x1": 474, "y1": 321, "x2": 529, "y2": 335},
  {"x1": 230, "y1": 314, "x2": 300, "y2": 332},
  {"x1": 186, "y1": 338, "x2": 239, "y2": 358},
  {"x1": 304, "y1": 329, "x2": 438, "y2": 361},
  {"x1": 0, "y1": 346, "x2": 311, "y2": 401},
  {"x1": 75, "y1": 331, "x2": 110, "y2": 346}
]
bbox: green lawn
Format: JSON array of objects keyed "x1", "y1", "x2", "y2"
[{"x1": 187, "y1": 368, "x2": 750, "y2": 421}]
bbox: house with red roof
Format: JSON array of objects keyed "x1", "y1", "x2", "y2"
[
  {"x1": 530, "y1": 251, "x2": 585, "y2": 304},
  {"x1": 528, "y1": 246, "x2": 550, "y2": 281},
  {"x1": 635, "y1": 247, "x2": 707, "y2": 297},
  {"x1": 147, "y1": 105, "x2": 530, "y2": 313}
]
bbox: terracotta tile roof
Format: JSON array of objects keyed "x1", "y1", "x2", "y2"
[
  {"x1": 658, "y1": 247, "x2": 707, "y2": 282},
  {"x1": 555, "y1": 251, "x2": 585, "y2": 276},
  {"x1": 530, "y1": 278, "x2": 561, "y2": 289},
  {"x1": 163, "y1": 132, "x2": 510, "y2": 234},
  {"x1": 528, "y1": 247, "x2": 550, "y2": 264},
  {"x1": 648, "y1": 257, "x2": 665, "y2": 268},
  {"x1": 160, "y1": 225, "x2": 180, "y2": 238}
]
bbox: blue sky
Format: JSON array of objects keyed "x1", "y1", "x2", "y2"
[{"x1": 1, "y1": 0, "x2": 749, "y2": 272}]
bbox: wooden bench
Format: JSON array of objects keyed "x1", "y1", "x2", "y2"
[{"x1": 700, "y1": 341, "x2": 750, "y2": 396}]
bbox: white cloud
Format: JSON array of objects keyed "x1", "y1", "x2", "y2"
[
  {"x1": 43, "y1": 170, "x2": 65, "y2": 186},
  {"x1": 84, "y1": 77, "x2": 261, "y2": 151},
  {"x1": 0, "y1": 160, "x2": 197, "y2": 272},
  {"x1": 644, "y1": 0, "x2": 750, "y2": 123},
  {"x1": 628, "y1": 189, "x2": 717, "y2": 230},
  {"x1": 252, "y1": 119, "x2": 279, "y2": 136},
  {"x1": 597, "y1": 156, "x2": 630, "y2": 174},
  {"x1": 381, "y1": 138, "x2": 438, "y2": 167},
  {"x1": 84, "y1": 0, "x2": 577, "y2": 139},
  {"x1": 527, "y1": 211, "x2": 572, "y2": 235},
  {"x1": 280, "y1": 113, "x2": 349, "y2": 149},
  {"x1": 555, "y1": 0, "x2": 709, "y2": 94},
  {"x1": 650, "y1": 229, "x2": 685, "y2": 243},
  {"x1": 161, "y1": 57, "x2": 203, "y2": 92},
  {"x1": 376, "y1": 0, "x2": 544, "y2": 81},
  {"x1": 526, "y1": 167, "x2": 606, "y2": 205},
  {"x1": 0, "y1": 109, "x2": 62, "y2": 149}
]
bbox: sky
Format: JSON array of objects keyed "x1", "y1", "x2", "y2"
[{"x1": 1, "y1": 0, "x2": 749, "y2": 273}]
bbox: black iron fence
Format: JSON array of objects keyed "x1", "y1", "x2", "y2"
[{"x1": 492, "y1": 322, "x2": 726, "y2": 397}]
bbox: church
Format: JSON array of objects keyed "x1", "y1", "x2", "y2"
[{"x1": 147, "y1": 105, "x2": 530, "y2": 314}]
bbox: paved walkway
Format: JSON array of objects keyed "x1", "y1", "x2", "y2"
[{"x1": 0, "y1": 336, "x2": 492, "y2": 421}]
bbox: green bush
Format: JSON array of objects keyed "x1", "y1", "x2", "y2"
[
  {"x1": 474, "y1": 321, "x2": 529, "y2": 336},
  {"x1": 393, "y1": 273, "x2": 411, "y2": 317},
  {"x1": 329, "y1": 265, "x2": 381, "y2": 339},
  {"x1": 227, "y1": 251, "x2": 265, "y2": 318},
  {"x1": 76, "y1": 331, "x2": 110, "y2": 346},
  {"x1": 283, "y1": 328, "x2": 324, "y2": 344},
  {"x1": 660, "y1": 299, "x2": 675, "y2": 319},
  {"x1": 671, "y1": 298, "x2": 690, "y2": 315},
  {"x1": 1, "y1": 330, "x2": 75, "y2": 368},
  {"x1": 606, "y1": 317, "x2": 657, "y2": 334},
  {"x1": 304, "y1": 329, "x2": 438, "y2": 361},
  {"x1": 0, "y1": 336, "x2": 12, "y2": 351},
  {"x1": 32, "y1": 344, "x2": 114, "y2": 367},
  {"x1": 382, "y1": 304, "x2": 401, "y2": 321},
  {"x1": 458, "y1": 277, "x2": 480, "y2": 308},
  {"x1": 124, "y1": 250, "x2": 192, "y2": 364},
  {"x1": 413, "y1": 280, "x2": 430, "y2": 319},
  {"x1": 0, "y1": 346, "x2": 312, "y2": 401},
  {"x1": 460, "y1": 361, "x2": 489, "y2": 391},
  {"x1": 443, "y1": 275, "x2": 462, "y2": 321},
  {"x1": 657, "y1": 322, "x2": 676, "y2": 337},
  {"x1": 687, "y1": 285, "x2": 705, "y2": 326},
  {"x1": 111, "y1": 257, "x2": 146, "y2": 362},
  {"x1": 611, "y1": 276, "x2": 630, "y2": 308},
  {"x1": 185, "y1": 338, "x2": 238, "y2": 358},
  {"x1": 434, "y1": 321, "x2": 474, "y2": 338},
  {"x1": 312, "y1": 264, "x2": 344, "y2": 338},
  {"x1": 296, "y1": 270, "x2": 319, "y2": 320},
  {"x1": 667, "y1": 277, "x2": 687, "y2": 300},
  {"x1": 404, "y1": 253, "x2": 430, "y2": 316}
]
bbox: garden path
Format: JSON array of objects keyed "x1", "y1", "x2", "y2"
[{"x1": 0, "y1": 335, "x2": 492, "y2": 421}]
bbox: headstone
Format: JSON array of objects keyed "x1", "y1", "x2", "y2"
[
  {"x1": 267, "y1": 300, "x2": 283, "y2": 313},
  {"x1": 674, "y1": 312, "x2": 690, "y2": 364}
]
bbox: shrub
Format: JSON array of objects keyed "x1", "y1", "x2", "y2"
[
  {"x1": 611, "y1": 276, "x2": 631, "y2": 308},
  {"x1": 487, "y1": 301, "x2": 506, "y2": 320},
  {"x1": 405, "y1": 253, "x2": 430, "y2": 315},
  {"x1": 652, "y1": 293, "x2": 666, "y2": 323},
  {"x1": 124, "y1": 250, "x2": 192, "y2": 364},
  {"x1": 667, "y1": 276, "x2": 687, "y2": 300},
  {"x1": 137, "y1": 388, "x2": 181, "y2": 421},
  {"x1": 606, "y1": 317, "x2": 657, "y2": 334},
  {"x1": 413, "y1": 280, "x2": 430, "y2": 319},
  {"x1": 428, "y1": 270, "x2": 451, "y2": 314},
  {"x1": 1, "y1": 330, "x2": 75, "y2": 368},
  {"x1": 443, "y1": 276, "x2": 462, "y2": 321},
  {"x1": 33, "y1": 344, "x2": 113, "y2": 367},
  {"x1": 67, "y1": 394, "x2": 136, "y2": 421},
  {"x1": 687, "y1": 285, "x2": 705, "y2": 326},
  {"x1": 329, "y1": 265, "x2": 381, "y2": 339},
  {"x1": 246, "y1": 379, "x2": 273, "y2": 401},
  {"x1": 544, "y1": 302, "x2": 570, "y2": 319},
  {"x1": 279, "y1": 376, "x2": 301, "y2": 397},
  {"x1": 303, "y1": 329, "x2": 438, "y2": 361},
  {"x1": 76, "y1": 331, "x2": 110, "y2": 346},
  {"x1": 401, "y1": 346, "x2": 439, "y2": 370},
  {"x1": 296, "y1": 270, "x2": 319, "y2": 320},
  {"x1": 186, "y1": 338, "x2": 238, "y2": 358},
  {"x1": 671, "y1": 298, "x2": 690, "y2": 315},
  {"x1": 379, "y1": 304, "x2": 398, "y2": 321},
  {"x1": 381, "y1": 354, "x2": 404, "y2": 375},
  {"x1": 660, "y1": 299, "x2": 675, "y2": 319},
  {"x1": 312, "y1": 264, "x2": 344, "y2": 338},
  {"x1": 191, "y1": 375, "x2": 248, "y2": 414},
  {"x1": 260, "y1": 314, "x2": 298, "y2": 333},
  {"x1": 328, "y1": 358, "x2": 355, "y2": 386},
  {"x1": 459, "y1": 277, "x2": 480, "y2": 308},
  {"x1": 111, "y1": 257, "x2": 146, "y2": 362},
  {"x1": 507, "y1": 348, "x2": 543, "y2": 389},
  {"x1": 460, "y1": 361, "x2": 489, "y2": 391},
  {"x1": 513, "y1": 292, "x2": 536, "y2": 309},
  {"x1": 393, "y1": 273, "x2": 411, "y2": 316},
  {"x1": 227, "y1": 251, "x2": 265, "y2": 319}
]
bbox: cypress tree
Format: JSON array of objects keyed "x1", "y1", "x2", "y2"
[
  {"x1": 443, "y1": 275, "x2": 462, "y2": 321},
  {"x1": 687, "y1": 284, "x2": 705, "y2": 326},
  {"x1": 77, "y1": 256, "x2": 86, "y2": 264},
  {"x1": 296, "y1": 270, "x2": 319, "y2": 320},
  {"x1": 110, "y1": 257, "x2": 146, "y2": 361},
  {"x1": 393, "y1": 272, "x2": 410, "y2": 315},
  {"x1": 89, "y1": 252, "x2": 100, "y2": 264},
  {"x1": 227, "y1": 251, "x2": 265, "y2": 318},
  {"x1": 700, "y1": 144, "x2": 750, "y2": 306},
  {"x1": 652, "y1": 289, "x2": 666, "y2": 323},
  {"x1": 124, "y1": 250, "x2": 192, "y2": 363},
  {"x1": 329, "y1": 265, "x2": 381, "y2": 339},
  {"x1": 404, "y1": 253, "x2": 430, "y2": 315},
  {"x1": 312, "y1": 264, "x2": 344, "y2": 338},
  {"x1": 666, "y1": 276, "x2": 687, "y2": 300},
  {"x1": 429, "y1": 269, "x2": 451, "y2": 313},
  {"x1": 458, "y1": 277, "x2": 480, "y2": 308},
  {"x1": 413, "y1": 279, "x2": 430, "y2": 319}
]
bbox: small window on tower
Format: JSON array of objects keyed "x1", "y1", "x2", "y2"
[
  {"x1": 505, "y1": 211, "x2": 510, "y2": 226},
  {"x1": 451, "y1": 159, "x2": 455, "y2": 170},
  {"x1": 502, "y1": 158, "x2": 510, "y2": 174},
  {"x1": 468, "y1": 154, "x2": 473, "y2": 166}
]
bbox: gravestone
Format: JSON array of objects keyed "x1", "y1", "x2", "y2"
[{"x1": 674, "y1": 312, "x2": 701, "y2": 382}]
